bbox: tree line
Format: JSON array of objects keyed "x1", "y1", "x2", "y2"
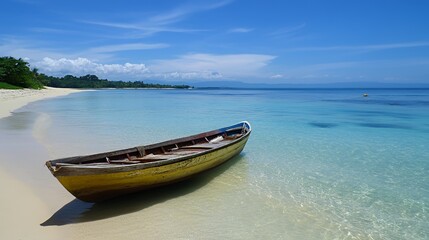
[
  {"x1": 0, "y1": 56, "x2": 191, "y2": 89},
  {"x1": 39, "y1": 74, "x2": 191, "y2": 89},
  {"x1": 0, "y1": 56, "x2": 44, "y2": 89}
]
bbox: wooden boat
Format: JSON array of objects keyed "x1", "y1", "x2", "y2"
[{"x1": 46, "y1": 121, "x2": 251, "y2": 202}]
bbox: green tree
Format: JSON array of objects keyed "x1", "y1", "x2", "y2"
[{"x1": 0, "y1": 56, "x2": 43, "y2": 89}]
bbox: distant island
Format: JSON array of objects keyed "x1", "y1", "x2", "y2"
[{"x1": 0, "y1": 56, "x2": 191, "y2": 89}]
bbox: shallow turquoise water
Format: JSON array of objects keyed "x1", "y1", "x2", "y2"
[{"x1": 21, "y1": 89, "x2": 429, "y2": 239}]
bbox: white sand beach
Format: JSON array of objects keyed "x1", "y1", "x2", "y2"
[
  {"x1": 0, "y1": 87, "x2": 83, "y2": 119},
  {"x1": 0, "y1": 87, "x2": 84, "y2": 239}
]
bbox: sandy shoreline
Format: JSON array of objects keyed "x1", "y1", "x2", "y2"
[
  {"x1": 0, "y1": 87, "x2": 84, "y2": 239},
  {"x1": 0, "y1": 87, "x2": 83, "y2": 119}
]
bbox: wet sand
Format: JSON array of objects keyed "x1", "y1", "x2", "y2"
[{"x1": 0, "y1": 87, "x2": 83, "y2": 239}]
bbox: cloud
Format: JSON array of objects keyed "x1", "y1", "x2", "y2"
[
  {"x1": 270, "y1": 74, "x2": 283, "y2": 79},
  {"x1": 35, "y1": 57, "x2": 149, "y2": 78},
  {"x1": 150, "y1": 53, "x2": 276, "y2": 78},
  {"x1": 89, "y1": 43, "x2": 169, "y2": 53},
  {"x1": 269, "y1": 23, "x2": 306, "y2": 37},
  {"x1": 0, "y1": 37, "x2": 170, "y2": 63},
  {"x1": 0, "y1": 37, "x2": 71, "y2": 61},
  {"x1": 32, "y1": 53, "x2": 275, "y2": 81},
  {"x1": 148, "y1": 71, "x2": 223, "y2": 80},
  {"x1": 149, "y1": 0, "x2": 233, "y2": 25},
  {"x1": 81, "y1": 21, "x2": 207, "y2": 37},
  {"x1": 83, "y1": 0, "x2": 233, "y2": 37},
  {"x1": 228, "y1": 28, "x2": 254, "y2": 33}
]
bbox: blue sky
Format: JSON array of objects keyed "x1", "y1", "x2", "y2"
[{"x1": 1, "y1": 0, "x2": 428, "y2": 84}]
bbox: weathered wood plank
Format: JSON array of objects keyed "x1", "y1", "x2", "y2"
[
  {"x1": 109, "y1": 160, "x2": 141, "y2": 164},
  {"x1": 164, "y1": 150, "x2": 201, "y2": 155}
]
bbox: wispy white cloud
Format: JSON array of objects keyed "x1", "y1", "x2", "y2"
[
  {"x1": 147, "y1": 71, "x2": 223, "y2": 80},
  {"x1": 83, "y1": 0, "x2": 233, "y2": 37},
  {"x1": 228, "y1": 28, "x2": 254, "y2": 33},
  {"x1": 89, "y1": 43, "x2": 169, "y2": 53},
  {"x1": 288, "y1": 41, "x2": 429, "y2": 52},
  {"x1": 81, "y1": 21, "x2": 207, "y2": 35},
  {"x1": 0, "y1": 37, "x2": 72, "y2": 60},
  {"x1": 269, "y1": 23, "x2": 306, "y2": 37},
  {"x1": 149, "y1": 0, "x2": 233, "y2": 25},
  {"x1": 150, "y1": 53, "x2": 276, "y2": 78},
  {"x1": 270, "y1": 74, "x2": 283, "y2": 79},
  {"x1": 0, "y1": 37, "x2": 169, "y2": 62}
]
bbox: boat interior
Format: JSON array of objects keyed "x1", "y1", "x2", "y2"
[{"x1": 49, "y1": 124, "x2": 249, "y2": 168}]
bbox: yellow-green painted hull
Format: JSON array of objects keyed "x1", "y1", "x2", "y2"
[{"x1": 55, "y1": 136, "x2": 249, "y2": 202}]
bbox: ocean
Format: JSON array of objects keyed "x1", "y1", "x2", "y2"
[{"x1": 4, "y1": 88, "x2": 429, "y2": 239}]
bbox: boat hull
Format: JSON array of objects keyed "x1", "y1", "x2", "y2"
[{"x1": 54, "y1": 135, "x2": 249, "y2": 202}]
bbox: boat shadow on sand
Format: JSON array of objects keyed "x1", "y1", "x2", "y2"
[{"x1": 41, "y1": 154, "x2": 246, "y2": 226}]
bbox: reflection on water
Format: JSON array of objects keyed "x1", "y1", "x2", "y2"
[{"x1": 42, "y1": 154, "x2": 245, "y2": 226}]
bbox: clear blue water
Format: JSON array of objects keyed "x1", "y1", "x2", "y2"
[{"x1": 21, "y1": 89, "x2": 429, "y2": 239}]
